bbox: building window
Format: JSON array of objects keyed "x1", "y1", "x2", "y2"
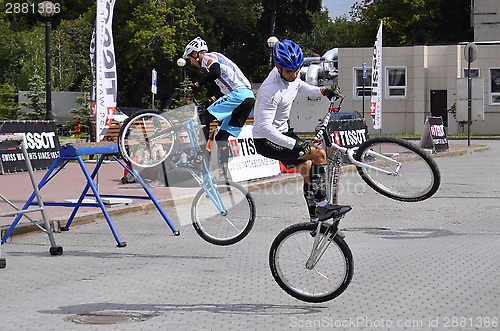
[
  {"x1": 386, "y1": 67, "x2": 407, "y2": 98},
  {"x1": 353, "y1": 67, "x2": 372, "y2": 98},
  {"x1": 490, "y1": 68, "x2": 500, "y2": 105}
]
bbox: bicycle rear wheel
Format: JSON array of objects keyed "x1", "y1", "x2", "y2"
[
  {"x1": 118, "y1": 110, "x2": 179, "y2": 168},
  {"x1": 354, "y1": 136, "x2": 440, "y2": 202},
  {"x1": 191, "y1": 181, "x2": 256, "y2": 246},
  {"x1": 269, "y1": 222, "x2": 353, "y2": 303}
]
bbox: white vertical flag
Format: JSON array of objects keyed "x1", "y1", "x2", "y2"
[
  {"x1": 94, "y1": 0, "x2": 117, "y2": 142},
  {"x1": 90, "y1": 28, "x2": 96, "y2": 118},
  {"x1": 370, "y1": 22, "x2": 383, "y2": 130}
]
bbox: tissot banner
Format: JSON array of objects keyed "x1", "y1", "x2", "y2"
[
  {"x1": 370, "y1": 22, "x2": 383, "y2": 130},
  {"x1": 419, "y1": 116, "x2": 449, "y2": 152},
  {"x1": 227, "y1": 125, "x2": 280, "y2": 182},
  {"x1": 92, "y1": 0, "x2": 117, "y2": 142},
  {"x1": 327, "y1": 119, "x2": 370, "y2": 149},
  {"x1": 0, "y1": 121, "x2": 60, "y2": 173}
]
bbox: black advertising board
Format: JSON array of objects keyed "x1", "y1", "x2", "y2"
[
  {"x1": 419, "y1": 116, "x2": 449, "y2": 153},
  {"x1": 326, "y1": 118, "x2": 370, "y2": 148},
  {"x1": 0, "y1": 121, "x2": 60, "y2": 174}
]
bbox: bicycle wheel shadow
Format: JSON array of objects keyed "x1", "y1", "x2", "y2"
[
  {"x1": 39, "y1": 302, "x2": 324, "y2": 319},
  {"x1": 347, "y1": 227, "x2": 454, "y2": 239}
]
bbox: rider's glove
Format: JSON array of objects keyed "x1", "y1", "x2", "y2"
[
  {"x1": 295, "y1": 140, "x2": 315, "y2": 156},
  {"x1": 321, "y1": 85, "x2": 341, "y2": 100}
]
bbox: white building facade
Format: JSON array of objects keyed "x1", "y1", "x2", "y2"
[{"x1": 337, "y1": 43, "x2": 500, "y2": 135}]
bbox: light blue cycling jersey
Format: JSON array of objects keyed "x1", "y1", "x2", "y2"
[{"x1": 201, "y1": 52, "x2": 251, "y2": 94}]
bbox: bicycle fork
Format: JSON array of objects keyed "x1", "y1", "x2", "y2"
[
  {"x1": 305, "y1": 221, "x2": 339, "y2": 270},
  {"x1": 201, "y1": 180, "x2": 228, "y2": 216}
]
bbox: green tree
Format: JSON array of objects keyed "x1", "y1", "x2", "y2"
[
  {"x1": 350, "y1": 0, "x2": 473, "y2": 46},
  {"x1": 0, "y1": 82, "x2": 21, "y2": 120},
  {"x1": 20, "y1": 73, "x2": 47, "y2": 120},
  {"x1": 190, "y1": 0, "x2": 263, "y2": 80},
  {"x1": 69, "y1": 85, "x2": 93, "y2": 141},
  {"x1": 0, "y1": 16, "x2": 21, "y2": 84},
  {"x1": 15, "y1": 26, "x2": 46, "y2": 91},
  {"x1": 113, "y1": 0, "x2": 200, "y2": 108},
  {"x1": 297, "y1": 12, "x2": 360, "y2": 56},
  {"x1": 52, "y1": 18, "x2": 94, "y2": 92}
]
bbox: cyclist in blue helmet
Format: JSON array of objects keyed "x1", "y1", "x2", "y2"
[
  {"x1": 253, "y1": 39, "x2": 349, "y2": 223},
  {"x1": 273, "y1": 39, "x2": 304, "y2": 70}
]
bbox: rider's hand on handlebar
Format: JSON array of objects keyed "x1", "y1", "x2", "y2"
[
  {"x1": 321, "y1": 85, "x2": 342, "y2": 100},
  {"x1": 295, "y1": 140, "x2": 315, "y2": 156}
]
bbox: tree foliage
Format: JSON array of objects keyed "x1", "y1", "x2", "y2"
[
  {"x1": 19, "y1": 73, "x2": 46, "y2": 120},
  {"x1": 350, "y1": 0, "x2": 473, "y2": 46},
  {"x1": 0, "y1": 82, "x2": 20, "y2": 120},
  {"x1": 116, "y1": 0, "x2": 200, "y2": 108}
]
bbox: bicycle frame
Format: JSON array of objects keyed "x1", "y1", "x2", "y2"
[
  {"x1": 136, "y1": 105, "x2": 232, "y2": 217},
  {"x1": 178, "y1": 116, "x2": 229, "y2": 217},
  {"x1": 313, "y1": 99, "x2": 404, "y2": 174}
]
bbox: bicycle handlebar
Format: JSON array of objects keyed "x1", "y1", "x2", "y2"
[
  {"x1": 312, "y1": 96, "x2": 344, "y2": 143},
  {"x1": 297, "y1": 95, "x2": 345, "y2": 156}
]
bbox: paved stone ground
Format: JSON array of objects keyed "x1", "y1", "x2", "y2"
[{"x1": 0, "y1": 141, "x2": 499, "y2": 331}]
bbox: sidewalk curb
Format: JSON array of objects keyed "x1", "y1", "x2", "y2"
[{"x1": 1, "y1": 144, "x2": 489, "y2": 241}]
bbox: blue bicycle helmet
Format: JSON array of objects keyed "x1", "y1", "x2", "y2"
[{"x1": 273, "y1": 39, "x2": 304, "y2": 70}]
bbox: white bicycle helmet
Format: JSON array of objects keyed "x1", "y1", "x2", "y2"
[{"x1": 183, "y1": 37, "x2": 208, "y2": 59}]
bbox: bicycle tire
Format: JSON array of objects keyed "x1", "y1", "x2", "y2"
[
  {"x1": 354, "y1": 136, "x2": 441, "y2": 202},
  {"x1": 191, "y1": 180, "x2": 256, "y2": 246},
  {"x1": 118, "y1": 110, "x2": 179, "y2": 168},
  {"x1": 269, "y1": 222, "x2": 353, "y2": 303}
]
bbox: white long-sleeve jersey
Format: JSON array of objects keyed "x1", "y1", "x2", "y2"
[
  {"x1": 252, "y1": 67, "x2": 322, "y2": 149},
  {"x1": 201, "y1": 52, "x2": 251, "y2": 94}
]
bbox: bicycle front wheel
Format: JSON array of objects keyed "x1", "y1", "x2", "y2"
[
  {"x1": 118, "y1": 110, "x2": 178, "y2": 168},
  {"x1": 354, "y1": 136, "x2": 441, "y2": 202},
  {"x1": 191, "y1": 181, "x2": 256, "y2": 246},
  {"x1": 269, "y1": 222, "x2": 353, "y2": 303}
]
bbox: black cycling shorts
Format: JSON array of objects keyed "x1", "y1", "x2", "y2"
[{"x1": 254, "y1": 129, "x2": 307, "y2": 168}]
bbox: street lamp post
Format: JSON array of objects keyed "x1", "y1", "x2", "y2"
[
  {"x1": 39, "y1": 1, "x2": 55, "y2": 121},
  {"x1": 176, "y1": 58, "x2": 186, "y2": 82},
  {"x1": 267, "y1": 36, "x2": 278, "y2": 68}
]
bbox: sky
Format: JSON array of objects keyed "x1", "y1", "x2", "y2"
[{"x1": 322, "y1": 0, "x2": 358, "y2": 19}]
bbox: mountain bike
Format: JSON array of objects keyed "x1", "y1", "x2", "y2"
[
  {"x1": 269, "y1": 94, "x2": 441, "y2": 302},
  {"x1": 118, "y1": 104, "x2": 256, "y2": 246}
]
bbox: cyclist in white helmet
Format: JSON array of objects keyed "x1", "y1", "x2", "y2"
[
  {"x1": 253, "y1": 39, "x2": 351, "y2": 224},
  {"x1": 182, "y1": 36, "x2": 255, "y2": 167}
]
